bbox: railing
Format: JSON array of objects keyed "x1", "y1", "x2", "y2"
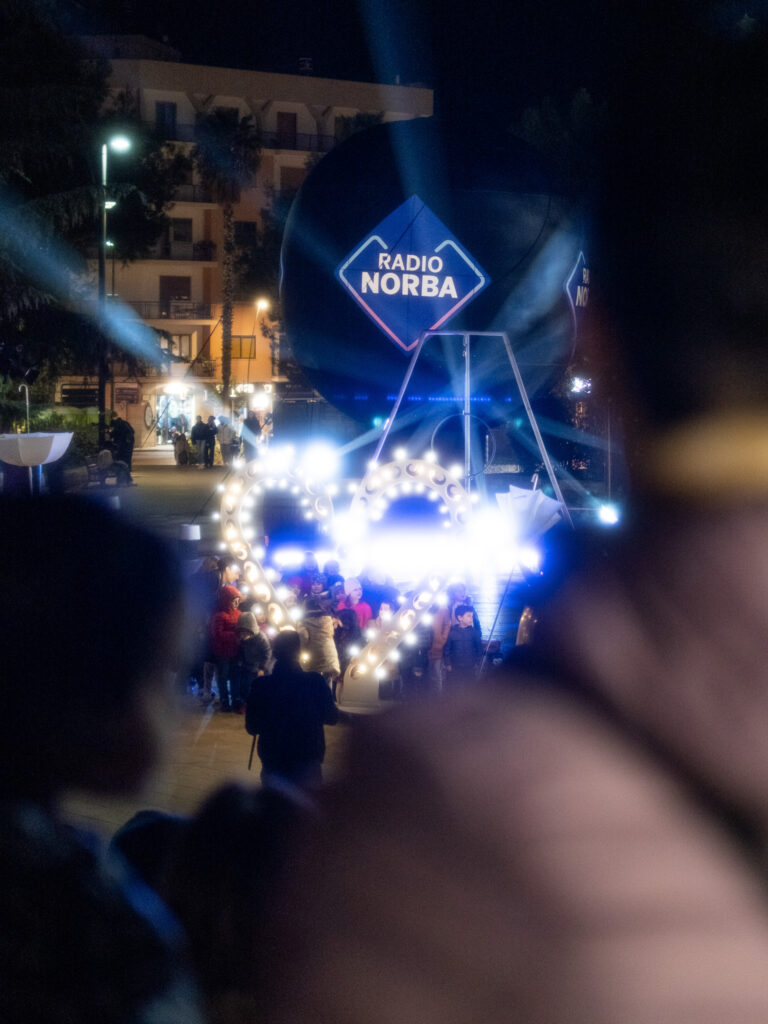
[
  {"x1": 123, "y1": 300, "x2": 215, "y2": 320},
  {"x1": 148, "y1": 240, "x2": 217, "y2": 261},
  {"x1": 149, "y1": 121, "x2": 336, "y2": 154},
  {"x1": 261, "y1": 130, "x2": 336, "y2": 152},
  {"x1": 109, "y1": 357, "x2": 218, "y2": 379},
  {"x1": 188, "y1": 358, "x2": 217, "y2": 378},
  {"x1": 173, "y1": 183, "x2": 214, "y2": 203}
]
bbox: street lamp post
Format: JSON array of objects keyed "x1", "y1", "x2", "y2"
[{"x1": 97, "y1": 134, "x2": 131, "y2": 449}]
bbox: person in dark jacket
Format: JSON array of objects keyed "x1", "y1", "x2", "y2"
[
  {"x1": 190, "y1": 415, "x2": 206, "y2": 466},
  {"x1": 109, "y1": 413, "x2": 135, "y2": 479},
  {"x1": 241, "y1": 409, "x2": 262, "y2": 462},
  {"x1": 203, "y1": 415, "x2": 218, "y2": 468},
  {"x1": 246, "y1": 630, "x2": 338, "y2": 789},
  {"x1": 233, "y1": 612, "x2": 272, "y2": 708},
  {"x1": 442, "y1": 603, "x2": 482, "y2": 686}
]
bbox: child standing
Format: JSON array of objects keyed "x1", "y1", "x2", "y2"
[
  {"x1": 442, "y1": 604, "x2": 482, "y2": 688},
  {"x1": 232, "y1": 612, "x2": 272, "y2": 711}
]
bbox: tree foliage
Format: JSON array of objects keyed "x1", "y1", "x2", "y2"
[
  {"x1": 193, "y1": 108, "x2": 261, "y2": 407},
  {"x1": 0, "y1": 1, "x2": 186, "y2": 391}
]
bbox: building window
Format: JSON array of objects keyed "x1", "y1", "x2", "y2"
[
  {"x1": 171, "y1": 218, "x2": 193, "y2": 243},
  {"x1": 276, "y1": 111, "x2": 297, "y2": 148},
  {"x1": 168, "y1": 334, "x2": 192, "y2": 358},
  {"x1": 231, "y1": 335, "x2": 257, "y2": 358},
  {"x1": 159, "y1": 276, "x2": 191, "y2": 316},
  {"x1": 156, "y1": 101, "x2": 177, "y2": 138}
]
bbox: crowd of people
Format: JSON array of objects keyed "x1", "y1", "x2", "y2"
[
  {"x1": 172, "y1": 408, "x2": 273, "y2": 469},
  {"x1": 188, "y1": 550, "x2": 486, "y2": 716}
]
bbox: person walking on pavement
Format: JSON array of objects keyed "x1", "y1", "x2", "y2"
[
  {"x1": 241, "y1": 409, "x2": 262, "y2": 462},
  {"x1": 110, "y1": 413, "x2": 135, "y2": 481},
  {"x1": 203, "y1": 416, "x2": 218, "y2": 469},
  {"x1": 190, "y1": 415, "x2": 206, "y2": 467},
  {"x1": 246, "y1": 630, "x2": 338, "y2": 790},
  {"x1": 217, "y1": 416, "x2": 239, "y2": 464},
  {"x1": 210, "y1": 584, "x2": 242, "y2": 711}
]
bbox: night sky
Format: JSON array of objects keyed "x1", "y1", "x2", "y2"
[{"x1": 68, "y1": 0, "x2": 754, "y2": 122}]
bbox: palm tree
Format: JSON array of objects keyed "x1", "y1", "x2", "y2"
[{"x1": 193, "y1": 108, "x2": 261, "y2": 411}]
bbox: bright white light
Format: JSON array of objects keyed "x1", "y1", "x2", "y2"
[
  {"x1": 272, "y1": 547, "x2": 305, "y2": 568},
  {"x1": 570, "y1": 376, "x2": 592, "y2": 394},
  {"x1": 109, "y1": 134, "x2": 131, "y2": 153},
  {"x1": 299, "y1": 442, "x2": 340, "y2": 482},
  {"x1": 448, "y1": 464, "x2": 462, "y2": 478},
  {"x1": 211, "y1": 512, "x2": 220, "y2": 521},
  {"x1": 394, "y1": 447, "x2": 407, "y2": 460},
  {"x1": 262, "y1": 445, "x2": 294, "y2": 476},
  {"x1": 348, "y1": 644, "x2": 360, "y2": 657},
  {"x1": 519, "y1": 545, "x2": 542, "y2": 573},
  {"x1": 598, "y1": 503, "x2": 621, "y2": 526}
]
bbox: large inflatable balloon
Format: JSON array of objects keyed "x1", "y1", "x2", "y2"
[{"x1": 280, "y1": 116, "x2": 587, "y2": 438}]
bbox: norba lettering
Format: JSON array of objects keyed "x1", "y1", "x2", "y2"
[{"x1": 361, "y1": 251, "x2": 458, "y2": 299}]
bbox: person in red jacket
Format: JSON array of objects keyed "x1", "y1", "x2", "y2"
[{"x1": 210, "y1": 584, "x2": 242, "y2": 712}]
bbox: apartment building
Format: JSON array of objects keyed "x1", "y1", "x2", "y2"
[{"x1": 63, "y1": 36, "x2": 433, "y2": 448}]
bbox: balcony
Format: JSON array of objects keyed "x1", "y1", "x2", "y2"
[
  {"x1": 149, "y1": 121, "x2": 336, "y2": 154},
  {"x1": 261, "y1": 129, "x2": 335, "y2": 153},
  {"x1": 124, "y1": 300, "x2": 215, "y2": 321},
  {"x1": 173, "y1": 183, "x2": 214, "y2": 203},
  {"x1": 148, "y1": 240, "x2": 217, "y2": 261},
  {"x1": 108, "y1": 357, "x2": 218, "y2": 381}
]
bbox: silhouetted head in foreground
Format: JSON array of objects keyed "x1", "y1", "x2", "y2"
[{"x1": 0, "y1": 494, "x2": 186, "y2": 803}]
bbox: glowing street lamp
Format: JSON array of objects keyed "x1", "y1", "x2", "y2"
[{"x1": 97, "y1": 133, "x2": 131, "y2": 448}]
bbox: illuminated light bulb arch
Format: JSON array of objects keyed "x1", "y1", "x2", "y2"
[
  {"x1": 218, "y1": 448, "x2": 472, "y2": 708},
  {"x1": 349, "y1": 455, "x2": 470, "y2": 530},
  {"x1": 219, "y1": 456, "x2": 335, "y2": 632}
]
